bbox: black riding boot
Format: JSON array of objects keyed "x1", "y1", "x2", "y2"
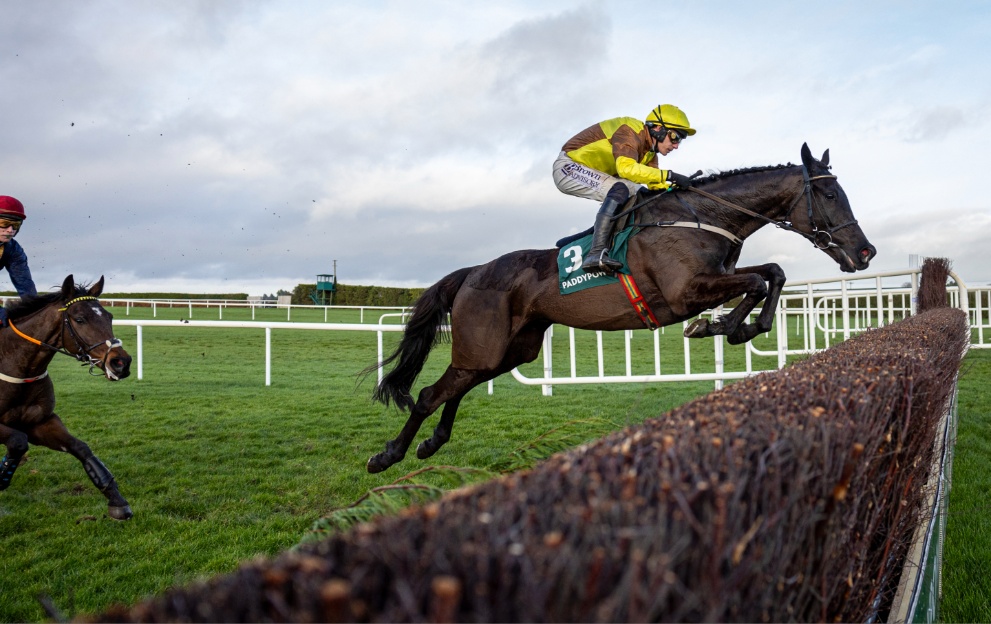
[{"x1": 581, "y1": 185, "x2": 627, "y2": 274}]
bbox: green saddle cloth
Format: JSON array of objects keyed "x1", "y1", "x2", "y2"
[{"x1": 557, "y1": 226, "x2": 637, "y2": 295}]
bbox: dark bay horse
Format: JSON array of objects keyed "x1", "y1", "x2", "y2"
[
  {"x1": 0, "y1": 275, "x2": 133, "y2": 519},
  {"x1": 366, "y1": 143, "x2": 876, "y2": 473}
]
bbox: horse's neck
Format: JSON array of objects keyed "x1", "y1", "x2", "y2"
[
  {"x1": 689, "y1": 169, "x2": 804, "y2": 240},
  {"x1": 1, "y1": 310, "x2": 61, "y2": 373}
]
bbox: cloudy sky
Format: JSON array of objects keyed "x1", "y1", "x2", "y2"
[{"x1": 2, "y1": 1, "x2": 988, "y2": 295}]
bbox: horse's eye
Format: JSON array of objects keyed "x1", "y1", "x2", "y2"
[
  {"x1": 74, "y1": 316, "x2": 86, "y2": 324},
  {"x1": 825, "y1": 193, "x2": 836, "y2": 200}
]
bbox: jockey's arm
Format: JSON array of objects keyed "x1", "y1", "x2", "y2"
[
  {"x1": 5, "y1": 242, "x2": 37, "y2": 298},
  {"x1": 616, "y1": 155, "x2": 670, "y2": 190}
]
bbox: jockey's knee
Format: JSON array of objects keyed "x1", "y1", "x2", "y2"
[{"x1": 605, "y1": 182, "x2": 630, "y2": 204}]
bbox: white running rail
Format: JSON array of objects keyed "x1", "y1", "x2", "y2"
[
  {"x1": 510, "y1": 268, "x2": 985, "y2": 395},
  {"x1": 105, "y1": 269, "x2": 986, "y2": 389}
]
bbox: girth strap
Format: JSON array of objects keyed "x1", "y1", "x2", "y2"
[
  {"x1": 656, "y1": 221, "x2": 743, "y2": 245},
  {"x1": 0, "y1": 370, "x2": 49, "y2": 384},
  {"x1": 619, "y1": 274, "x2": 660, "y2": 331}
]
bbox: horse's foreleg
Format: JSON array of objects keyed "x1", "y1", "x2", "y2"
[
  {"x1": 26, "y1": 415, "x2": 132, "y2": 520},
  {"x1": 0, "y1": 424, "x2": 29, "y2": 491},
  {"x1": 681, "y1": 264, "x2": 785, "y2": 344},
  {"x1": 726, "y1": 263, "x2": 787, "y2": 344}
]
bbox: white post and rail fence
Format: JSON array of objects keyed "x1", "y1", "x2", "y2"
[{"x1": 106, "y1": 268, "x2": 987, "y2": 392}]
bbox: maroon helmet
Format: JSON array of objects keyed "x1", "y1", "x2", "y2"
[{"x1": 0, "y1": 196, "x2": 26, "y2": 221}]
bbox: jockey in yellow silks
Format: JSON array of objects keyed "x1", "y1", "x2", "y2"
[{"x1": 553, "y1": 104, "x2": 698, "y2": 274}]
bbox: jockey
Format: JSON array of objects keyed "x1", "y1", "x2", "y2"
[
  {"x1": 553, "y1": 104, "x2": 699, "y2": 274},
  {"x1": 0, "y1": 196, "x2": 38, "y2": 327}
]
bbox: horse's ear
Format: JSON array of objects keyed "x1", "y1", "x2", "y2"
[
  {"x1": 821, "y1": 149, "x2": 830, "y2": 167},
  {"x1": 61, "y1": 275, "x2": 75, "y2": 299},
  {"x1": 88, "y1": 276, "x2": 105, "y2": 297},
  {"x1": 800, "y1": 142, "x2": 814, "y2": 168}
]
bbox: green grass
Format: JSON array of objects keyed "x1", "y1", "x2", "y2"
[
  {"x1": 942, "y1": 347, "x2": 991, "y2": 623},
  {"x1": 0, "y1": 309, "x2": 985, "y2": 622},
  {"x1": 0, "y1": 318, "x2": 717, "y2": 621}
]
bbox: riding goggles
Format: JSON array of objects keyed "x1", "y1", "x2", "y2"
[
  {"x1": 667, "y1": 129, "x2": 688, "y2": 144},
  {"x1": 0, "y1": 218, "x2": 22, "y2": 231}
]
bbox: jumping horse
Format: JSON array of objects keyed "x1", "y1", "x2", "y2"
[
  {"x1": 366, "y1": 143, "x2": 876, "y2": 473},
  {"x1": 0, "y1": 275, "x2": 133, "y2": 519}
]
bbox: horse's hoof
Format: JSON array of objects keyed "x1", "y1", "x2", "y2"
[
  {"x1": 684, "y1": 319, "x2": 709, "y2": 338},
  {"x1": 366, "y1": 454, "x2": 390, "y2": 474},
  {"x1": 108, "y1": 505, "x2": 133, "y2": 521},
  {"x1": 416, "y1": 440, "x2": 436, "y2": 460}
]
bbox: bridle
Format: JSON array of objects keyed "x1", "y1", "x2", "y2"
[
  {"x1": 5, "y1": 295, "x2": 125, "y2": 380},
  {"x1": 685, "y1": 165, "x2": 858, "y2": 249}
]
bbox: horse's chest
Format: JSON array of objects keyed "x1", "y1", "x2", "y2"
[{"x1": 0, "y1": 393, "x2": 54, "y2": 427}]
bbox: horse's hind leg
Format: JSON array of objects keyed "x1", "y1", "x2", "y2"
[
  {"x1": 27, "y1": 415, "x2": 132, "y2": 520},
  {"x1": 416, "y1": 394, "x2": 463, "y2": 460},
  {"x1": 0, "y1": 424, "x2": 29, "y2": 491},
  {"x1": 416, "y1": 322, "x2": 549, "y2": 461},
  {"x1": 367, "y1": 367, "x2": 484, "y2": 473}
]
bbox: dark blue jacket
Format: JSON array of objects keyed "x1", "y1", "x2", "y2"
[{"x1": 0, "y1": 239, "x2": 38, "y2": 297}]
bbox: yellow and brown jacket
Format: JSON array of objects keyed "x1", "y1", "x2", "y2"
[{"x1": 562, "y1": 116, "x2": 671, "y2": 190}]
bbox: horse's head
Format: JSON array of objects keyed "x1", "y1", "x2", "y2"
[
  {"x1": 797, "y1": 143, "x2": 876, "y2": 273},
  {"x1": 59, "y1": 275, "x2": 132, "y2": 380}
]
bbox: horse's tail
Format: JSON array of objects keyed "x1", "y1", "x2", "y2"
[{"x1": 368, "y1": 266, "x2": 473, "y2": 411}]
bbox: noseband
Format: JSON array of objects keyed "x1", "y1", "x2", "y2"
[{"x1": 7, "y1": 295, "x2": 125, "y2": 379}]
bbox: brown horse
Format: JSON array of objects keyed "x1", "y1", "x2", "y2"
[
  {"x1": 366, "y1": 143, "x2": 876, "y2": 473},
  {"x1": 0, "y1": 275, "x2": 133, "y2": 519}
]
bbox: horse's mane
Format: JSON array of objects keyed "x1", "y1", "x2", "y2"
[
  {"x1": 692, "y1": 163, "x2": 797, "y2": 188},
  {"x1": 5, "y1": 284, "x2": 92, "y2": 320}
]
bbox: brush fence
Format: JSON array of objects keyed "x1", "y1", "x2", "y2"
[{"x1": 91, "y1": 300, "x2": 969, "y2": 622}]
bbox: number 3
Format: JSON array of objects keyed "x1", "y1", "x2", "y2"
[{"x1": 563, "y1": 245, "x2": 583, "y2": 274}]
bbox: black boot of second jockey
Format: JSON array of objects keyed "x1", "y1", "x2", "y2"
[{"x1": 581, "y1": 183, "x2": 629, "y2": 275}]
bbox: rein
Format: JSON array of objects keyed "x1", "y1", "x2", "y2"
[
  {"x1": 2, "y1": 295, "x2": 124, "y2": 382},
  {"x1": 625, "y1": 165, "x2": 857, "y2": 249}
]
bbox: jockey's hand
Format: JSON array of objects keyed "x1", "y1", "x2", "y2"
[{"x1": 668, "y1": 170, "x2": 703, "y2": 188}]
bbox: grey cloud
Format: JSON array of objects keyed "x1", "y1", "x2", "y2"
[
  {"x1": 2, "y1": 1, "x2": 989, "y2": 295},
  {"x1": 481, "y1": 6, "x2": 610, "y2": 101},
  {"x1": 903, "y1": 106, "x2": 970, "y2": 142}
]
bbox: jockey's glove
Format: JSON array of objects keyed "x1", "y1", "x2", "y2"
[{"x1": 667, "y1": 170, "x2": 703, "y2": 188}]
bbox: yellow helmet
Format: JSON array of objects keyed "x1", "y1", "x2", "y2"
[{"x1": 646, "y1": 104, "x2": 696, "y2": 136}]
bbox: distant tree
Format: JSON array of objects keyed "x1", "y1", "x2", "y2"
[{"x1": 292, "y1": 283, "x2": 316, "y2": 305}]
